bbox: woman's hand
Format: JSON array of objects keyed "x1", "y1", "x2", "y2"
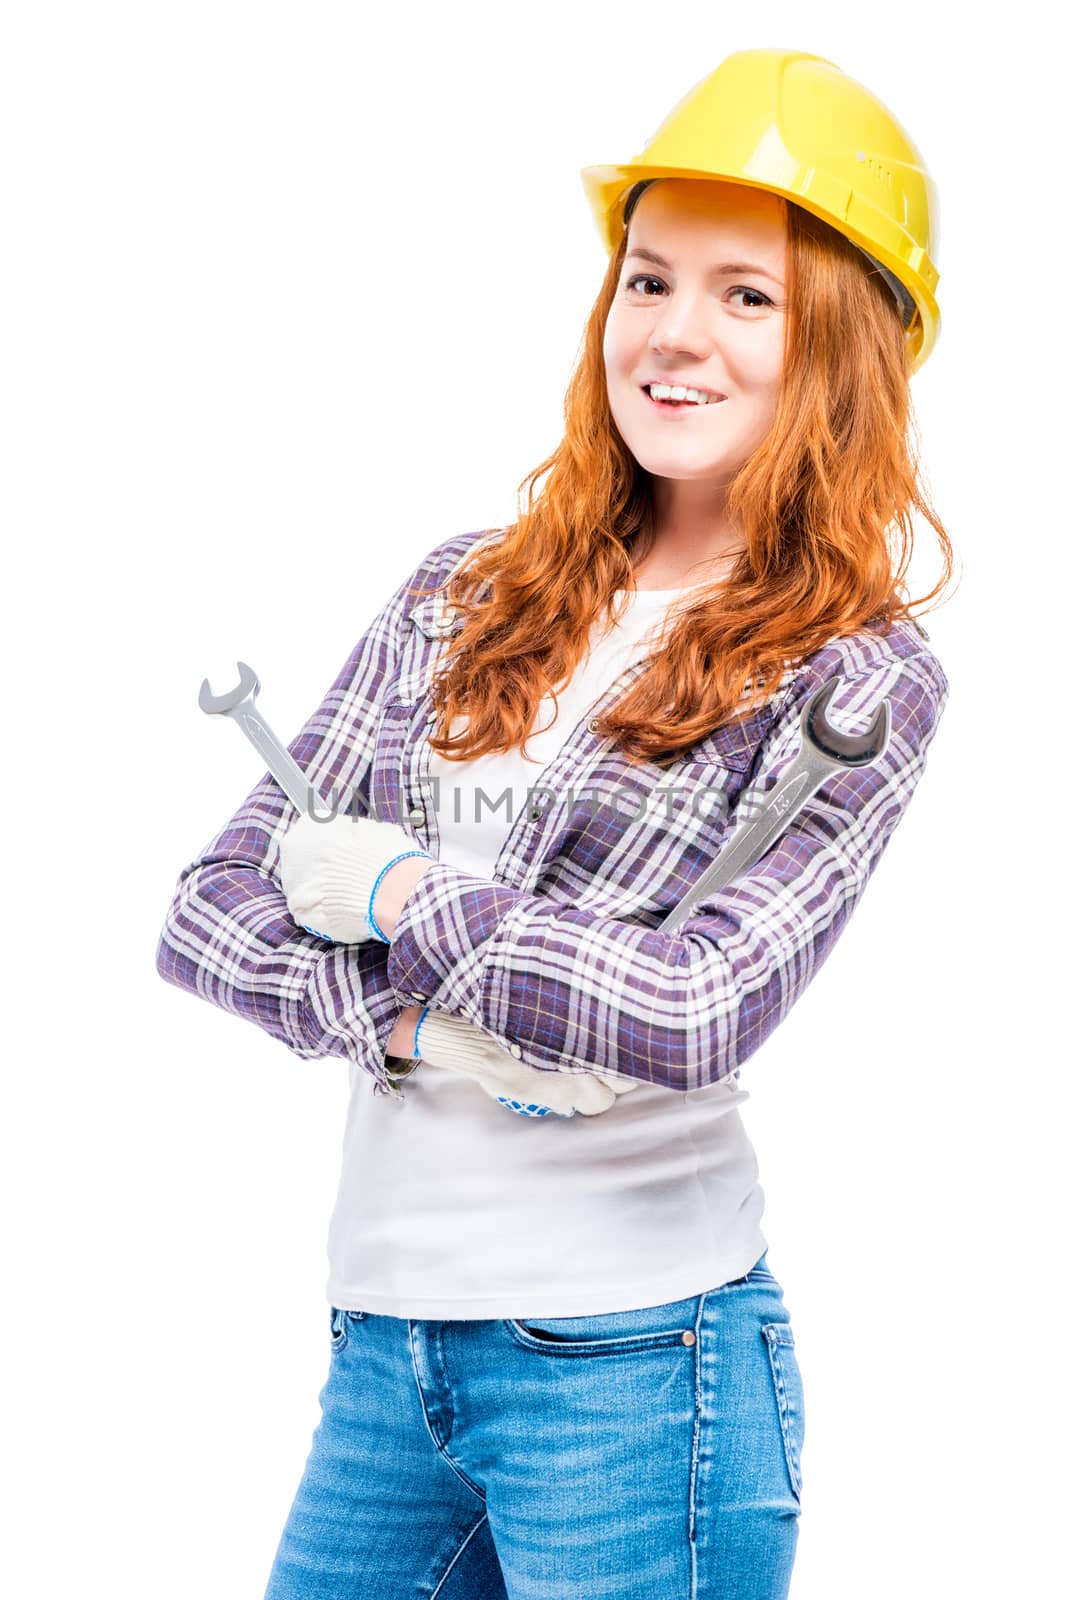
[
  {"x1": 370, "y1": 853, "x2": 437, "y2": 941},
  {"x1": 278, "y1": 811, "x2": 434, "y2": 944},
  {"x1": 386, "y1": 1003, "x2": 425, "y2": 1058},
  {"x1": 415, "y1": 1011, "x2": 642, "y2": 1118}
]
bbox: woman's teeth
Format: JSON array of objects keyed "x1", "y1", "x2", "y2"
[{"x1": 645, "y1": 383, "x2": 724, "y2": 406}]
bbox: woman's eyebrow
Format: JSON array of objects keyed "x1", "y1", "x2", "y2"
[{"x1": 625, "y1": 246, "x2": 784, "y2": 286}]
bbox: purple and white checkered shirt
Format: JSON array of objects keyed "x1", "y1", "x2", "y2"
[{"x1": 156, "y1": 527, "x2": 950, "y2": 1101}]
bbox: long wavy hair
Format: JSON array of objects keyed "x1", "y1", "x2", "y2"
[{"x1": 415, "y1": 198, "x2": 956, "y2": 768}]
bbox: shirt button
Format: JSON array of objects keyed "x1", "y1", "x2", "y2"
[
  {"x1": 509, "y1": 1044, "x2": 522, "y2": 1058},
  {"x1": 410, "y1": 992, "x2": 427, "y2": 1002},
  {"x1": 408, "y1": 807, "x2": 426, "y2": 826}
]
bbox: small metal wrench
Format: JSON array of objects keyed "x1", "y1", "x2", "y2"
[
  {"x1": 659, "y1": 674, "x2": 892, "y2": 935},
  {"x1": 198, "y1": 660, "x2": 324, "y2": 815}
]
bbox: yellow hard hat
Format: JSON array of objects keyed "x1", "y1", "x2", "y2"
[{"x1": 580, "y1": 47, "x2": 941, "y2": 372}]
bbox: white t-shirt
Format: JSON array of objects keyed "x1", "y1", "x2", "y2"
[{"x1": 324, "y1": 586, "x2": 767, "y2": 1318}]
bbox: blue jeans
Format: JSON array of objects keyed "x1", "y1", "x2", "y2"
[{"x1": 262, "y1": 1251, "x2": 805, "y2": 1598}]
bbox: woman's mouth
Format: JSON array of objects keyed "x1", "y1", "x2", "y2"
[{"x1": 641, "y1": 385, "x2": 726, "y2": 414}]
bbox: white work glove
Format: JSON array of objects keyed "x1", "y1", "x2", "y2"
[
  {"x1": 278, "y1": 810, "x2": 432, "y2": 944},
  {"x1": 278, "y1": 812, "x2": 641, "y2": 1119},
  {"x1": 415, "y1": 1010, "x2": 641, "y2": 1119}
]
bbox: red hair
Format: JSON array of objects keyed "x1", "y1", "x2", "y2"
[{"x1": 416, "y1": 201, "x2": 956, "y2": 767}]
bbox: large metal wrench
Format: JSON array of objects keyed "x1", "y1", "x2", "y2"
[
  {"x1": 198, "y1": 660, "x2": 324, "y2": 815},
  {"x1": 659, "y1": 674, "x2": 892, "y2": 935}
]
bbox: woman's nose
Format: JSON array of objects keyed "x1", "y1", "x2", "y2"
[{"x1": 649, "y1": 294, "x2": 716, "y2": 361}]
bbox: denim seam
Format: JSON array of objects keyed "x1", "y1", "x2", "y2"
[
  {"x1": 763, "y1": 1324, "x2": 803, "y2": 1504},
  {"x1": 407, "y1": 1325, "x2": 488, "y2": 1504},
  {"x1": 687, "y1": 1288, "x2": 709, "y2": 1597},
  {"x1": 428, "y1": 1512, "x2": 493, "y2": 1600}
]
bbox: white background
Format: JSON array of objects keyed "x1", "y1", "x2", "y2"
[{"x1": 3, "y1": 2, "x2": 1063, "y2": 1595}]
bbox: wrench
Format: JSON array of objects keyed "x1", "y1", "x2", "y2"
[
  {"x1": 659, "y1": 674, "x2": 892, "y2": 935},
  {"x1": 198, "y1": 661, "x2": 422, "y2": 1086},
  {"x1": 197, "y1": 662, "x2": 541, "y2": 1107},
  {"x1": 198, "y1": 660, "x2": 325, "y2": 815}
]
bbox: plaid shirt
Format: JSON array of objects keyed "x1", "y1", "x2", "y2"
[{"x1": 156, "y1": 527, "x2": 950, "y2": 1102}]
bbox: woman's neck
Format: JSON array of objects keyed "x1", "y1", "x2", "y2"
[{"x1": 628, "y1": 523, "x2": 744, "y2": 592}]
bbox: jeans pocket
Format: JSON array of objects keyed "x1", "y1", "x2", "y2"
[
  {"x1": 329, "y1": 1306, "x2": 350, "y2": 1354},
  {"x1": 762, "y1": 1321, "x2": 805, "y2": 1503},
  {"x1": 506, "y1": 1293, "x2": 701, "y2": 1356}
]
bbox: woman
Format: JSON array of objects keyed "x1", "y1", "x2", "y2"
[{"x1": 157, "y1": 47, "x2": 954, "y2": 1600}]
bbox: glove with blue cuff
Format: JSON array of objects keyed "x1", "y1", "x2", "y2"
[
  {"x1": 277, "y1": 812, "x2": 641, "y2": 1118},
  {"x1": 278, "y1": 810, "x2": 433, "y2": 944},
  {"x1": 415, "y1": 1010, "x2": 641, "y2": 1119}
]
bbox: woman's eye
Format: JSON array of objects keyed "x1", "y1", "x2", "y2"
[
  {"x1": 623, "y1": 275, "x2": 773, "y2": 310},
  {"x1": 624, "y1": 273, "x2": 665, "y2": 297},
  {"x1": 726, "y1": 286, "x2": 773, "y2": 309}
]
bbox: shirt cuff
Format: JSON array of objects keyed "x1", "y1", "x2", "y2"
[{"x1": 385, "y1": 859, "x2": 524, "y2": 1018}]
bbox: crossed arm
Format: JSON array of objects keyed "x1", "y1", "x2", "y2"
[
  {"x1": 157, "y1": 548, "x2": 948, "y2": 1096},
  {"x1": 374, "y1": 652, "x2": 949, "y2": 1092}
]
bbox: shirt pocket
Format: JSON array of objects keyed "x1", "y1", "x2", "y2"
[
  {"x1": 624, "y1": 751, "x2": 755, "y2": 919},
  {"x1": 533, "y1": 747, "x2": 748, "y2": 925},
  {"x1": 384, "y1": 595, "x2": 459, "y2": 704},
  {"x1": 649, "y1": 713, "x2": 779, "y2": 917}
]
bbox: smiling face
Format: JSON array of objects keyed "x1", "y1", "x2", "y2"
[{"x1": 603, "y1": 178, "x2": 789, "y2": 546}]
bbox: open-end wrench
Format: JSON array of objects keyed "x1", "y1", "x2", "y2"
[
  {"x1": 659, "y1": 674, "x2": 892, "y2": 935},
  {"x1": 198, "y1": 660, "x2": 325, "y2": 815}
]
